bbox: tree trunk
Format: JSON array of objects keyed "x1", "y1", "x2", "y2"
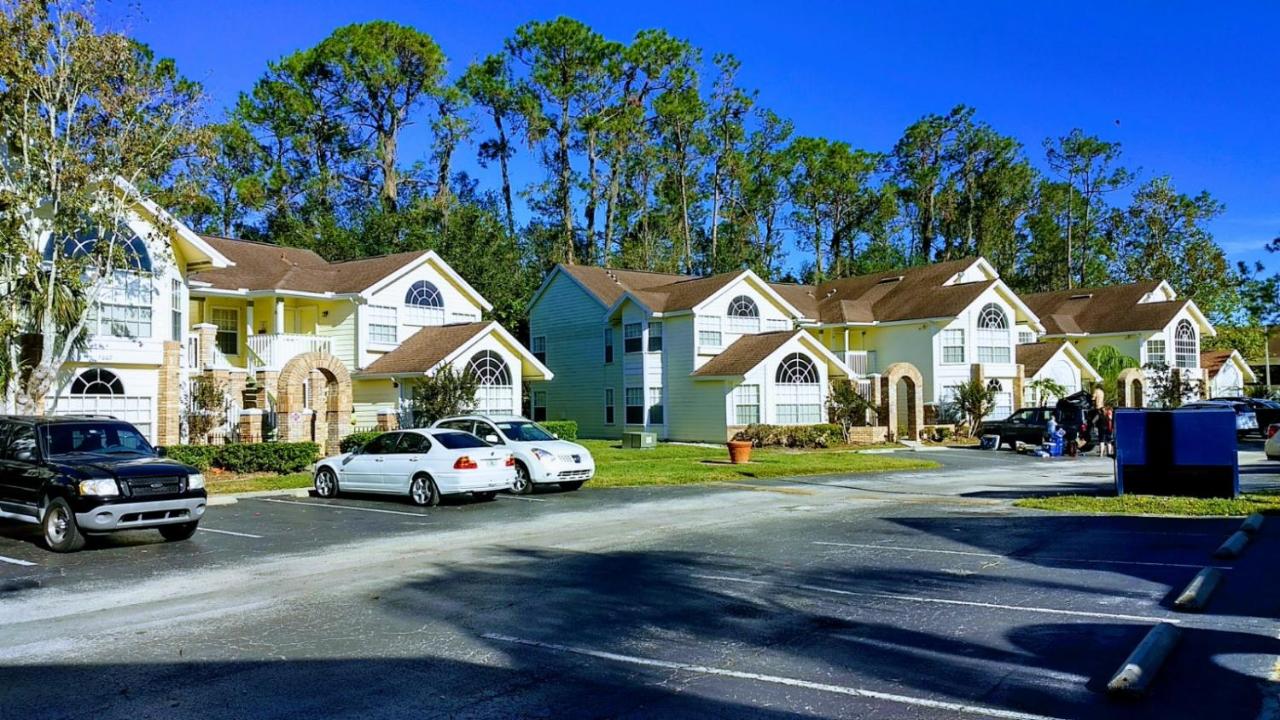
[
  {"x1": 558, "y1": 103, "x2": 575, "y2": 264},
  {"x1": 380, "y1": 127, "x2": 399, "y2": 212},
  {"x1": 585, "y1": 129, "x2": 600, "y2": 265}
]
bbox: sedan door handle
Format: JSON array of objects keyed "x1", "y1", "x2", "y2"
[{"x1": 374, "y1": 458, "x2": 384, "y2": 463}]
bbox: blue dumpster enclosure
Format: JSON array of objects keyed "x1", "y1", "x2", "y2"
[{"x1": 1114, "y1": 408, "x2": 1238, "y2": 498}]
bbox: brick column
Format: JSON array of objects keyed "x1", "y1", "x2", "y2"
[
  {"x1": 239, "y1": 409, "x2": 264, "y2": 443},
  {"x1": 156, "y1": 341, "x2": 182, "y2": 447},
  {"x1": 1012, "y1": 364, "x2": 1025, "y2": 411},
  {"x1": 193, "y1": 323, "x2": 218, "y2": 368}
]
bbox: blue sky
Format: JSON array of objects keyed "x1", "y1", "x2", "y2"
[{"x1": 107, "y1": 0, "x2": 1279, "y2": 274}]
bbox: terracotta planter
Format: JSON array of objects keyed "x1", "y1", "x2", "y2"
[{"x1": 727, "y1": 440, "x2": 753, "y2": 464}]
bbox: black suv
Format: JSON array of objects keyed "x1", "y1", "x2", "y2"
[
  {"x1": 0, "y1": 416, "x2": 206, "y2": 552},
  {"x1": 977, "y1": 407, "x2": 1057, "y2": 450}
]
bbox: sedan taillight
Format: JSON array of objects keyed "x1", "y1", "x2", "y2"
[
  {"x1": 505, "y1": 455, "x2": 516, "y2": 467},
  {"x1": 1268, "y1": 424, "x2": 1280, "y2": 439},
  {"x1": 453, "y1": 456, "x2": 478, "y2": 470}
]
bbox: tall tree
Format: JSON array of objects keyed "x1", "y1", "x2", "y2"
[
  {"x1": 507, "y1": 18, "x2": 618, "y2": 264},
  {"x1": 891, "y1": 105, "x2": 972, "y2": 262},
  {"x1": 1043, "y1": 129, "x2": 1133, "y2": 287},
  {"x1": 311, "y1": 21, "x2": 447, "y2": 212},
  {"x1": 0, "y1": 0, "x2": 205, "y2": 412},
  {"x1": 459, "y1": 53, "x2": 527, "y2": 237}
]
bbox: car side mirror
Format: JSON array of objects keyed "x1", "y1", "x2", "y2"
[
  {"x1": 552, "y1": 433, "x2": 560, "y2": 440},
  {"x1": 484, "y1": 434, "x2": 500, "y2": 444}
]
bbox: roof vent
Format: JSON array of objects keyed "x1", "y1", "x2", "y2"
[
  {"x1": 876, "y1": 276, "x2": 904, "y2": 285},
  {"x1": 1069, "y1": 293, "x2": 1093, "y2": 300}
]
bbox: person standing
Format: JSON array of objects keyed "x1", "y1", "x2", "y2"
[{"x1": 1098, "y1": 405, "x2": 1115, "y2": 458}]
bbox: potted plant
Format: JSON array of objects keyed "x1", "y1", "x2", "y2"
[{"x1": 728, "y1": 432, "x2": 753, "y2": 464}]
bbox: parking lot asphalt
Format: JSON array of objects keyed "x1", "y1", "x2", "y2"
[{"x1": 2, "y1": 447, "x2": 1279, "y2": 719}]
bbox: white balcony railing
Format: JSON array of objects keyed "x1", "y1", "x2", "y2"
[
  {"x1": 247, "y1": 334, "x2": 332, "y2": 372},
  {"x1": 839, "y1": 350, "x2": 877, "y2": 377}
]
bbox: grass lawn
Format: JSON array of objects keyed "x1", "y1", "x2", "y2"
[
  {"x1": 581, "y1": 439, "x2": 937, "y2": 488},
  {"x1": 206, "y1": 471, "x2": 312, "y2": 495},
  {"x1": 1015, "y1": 492, "x2": 1280, "y2": 517}
]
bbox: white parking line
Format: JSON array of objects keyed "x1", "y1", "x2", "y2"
[
  {"x1": 692, "y1": 573, "x2": 1177, "y2": 625},
  {"x1": 254, "y1": 498, "x2": 432, "y2": 518},
  {"x1": 199, "y1": 528, "x2": 263, "y2": 539},
  {"x1": 482, "y1": 633, "x2": 1069, "y2": 720},
  {"x1": 497, "y1": 495, "x2": 547, "y2": 502},
  {"x1": 812, "y1": 541, "x2": 1229, "y2": 570},
  {"x1": 0, "y1": 555, "x2": 36, "y2": 567}
]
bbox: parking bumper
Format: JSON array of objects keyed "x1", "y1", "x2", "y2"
[{"x1": 76, "y1": 497, "x2": 207, "y2": 531}]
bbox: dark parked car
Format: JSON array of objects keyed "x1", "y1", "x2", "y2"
[
  {"x1": 0, "y1": 416, "x2": 206, "y2": 552},
  {"x1": 977, "y1": 407, "x2": 1057, "y2": 450},
  {"x1": 1212, "y1": 397, "x2": 1280, "y2": 437}
]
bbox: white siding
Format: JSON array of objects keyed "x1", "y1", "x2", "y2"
[{"x1": 358, "y1": 258, "x2": 485, "y2": 369}]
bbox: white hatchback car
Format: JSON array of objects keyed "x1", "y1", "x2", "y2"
[
  {"x1": 313, "y1": 429, "x2": 515, "y2": 506},
  {"x1": 432, "y1": 415, "x2": 595, "y2": 495}
]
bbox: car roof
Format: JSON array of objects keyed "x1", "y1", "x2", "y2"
[
  {"x1": 434, "y1": 414, "x2": 529, "y2": 424},
  {"x1": 0, "y1": 415, "x2": 131, "y2": 425}
]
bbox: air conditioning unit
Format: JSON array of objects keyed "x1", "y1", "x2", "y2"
[{"x1": 622, "y1": 431, "x2": 657, "y2": 449}]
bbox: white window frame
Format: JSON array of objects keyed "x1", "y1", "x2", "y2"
[
  {"x1": 531, "y1": 336, "x2": 546, "y2": 364},
  {"x1": 604, "y1": 327, "x2": 614, "y2": 363},
  {"x1": 733, "y1": 384, "x2": 760, "y2": 425},
  {"x1": 941, "y1": 329, "x2": 965, "y2": 364},
  {"x1": 698, "y1": 316, "x2": 723, "y2": 350},
  {"x1": 211, "y1": 307, "x2": 239, "y2": 356},
  {"x1": 774, "y1": 353, "x2": 822, "y2": 425},
  {"x1": 604, "y1": 388, "x2": 615, "y2": 425},
  {"x1": 624, "y1": 323, "x2": 643, "y2": 354},
  {"x1": 170, "y1": 279, "x2": 183, "y2": 342},
  {"x1": 1145, "y1": 338, "x2": 1167, "y2": 366},
  {"x1": 1174, "y1": 320, "x2": 1197, "y2": 369},
  {"x1": 625, "y1": 387, "x2": 644, "y2": 424},
  {"x1": 647, "y1": 322, "x2": 663, "y2": 352},
  {"x1": 975, "y1": 303, "x2": 1010, "y2": 364},
  {"x1": 368, "y1": 304, "x2": 398, "y2": 345},
  {"x1": 647, "y1": 386, "x2": 664, "y2": 425}
]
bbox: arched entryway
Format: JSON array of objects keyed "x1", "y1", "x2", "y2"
[
  {"x1": 879, "y1": 362, "x2": 924, "y2": 442},
  {"x1": 1116, "y1": 367, "x2": 1144, "y2": 408},
  {"x1": 277, "y1": 351, "x2": 352, "y2": 454}
]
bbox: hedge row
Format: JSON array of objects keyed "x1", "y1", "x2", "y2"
[
  {"x1": 162, "y1": 442, "x2": 320, "y2": 474},
  {"x1": 340, "y1": 430, "x2": 383, "y2": 453},
  {"x1": 732, "y1": 423, "x2": 845, "y2": 449},
  {"x1": 540, "y1": 420, "x2": 577, "y2": 440}
]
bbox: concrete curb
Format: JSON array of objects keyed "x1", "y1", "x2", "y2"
[
  {"x1": 207, "y1": 487, "x2": 312, "y2": 507},
  {"x1": 1107, "y1": 622, "x2": 1181, "y2": 698},
  {"x1": 1240, "y1": 513, "x2": 1265, "y2": 535},
  {"x1": 1213, "y1": 530, "x2": 1251, "y2": 559},
  {"x1": 1173, "y1": 568, "x2": 1223, "y2": 612}
]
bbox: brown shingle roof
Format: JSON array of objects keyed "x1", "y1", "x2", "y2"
[
  {"x1": 1022, "y1": 281, "x2": 1185, "y2": 335},
  {"x1": 1017, "y1": 341, "x2": 1068, "y2": 376},
  {"x1": 555, "y1": 256, "x2": 992, "y2": 322},
  {"x1": 191, "y1": 235, "x2": 428, "y2": 294},
  {"x1": 1201, "y1": 350, "x2": 1233, "y2": 378},
  {"x1": 359, "y1": 323, "x2": 490, "y2": 376},
  {"x1": 691, "y1": 330, "x2": 803, "y2": 377}
]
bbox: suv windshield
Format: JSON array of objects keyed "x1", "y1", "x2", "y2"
[
  {"x1": 42, "y1": 422, "x2": 154, "y2": 457},
  {"x1": 496, "y1": 421, "x2": 556, "y2": 442}
]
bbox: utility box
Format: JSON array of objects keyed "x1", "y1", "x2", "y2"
[
  {"x1": 1115, "y1": 408, "x2": 1238, "y2": 498},
  {"x1": 622, "y1": 431, "x2": 657, "y2": 449}
]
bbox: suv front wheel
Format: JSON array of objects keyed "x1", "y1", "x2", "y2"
[{"x1": 42, "y1": 497, "x2": 86, "y2": 553}]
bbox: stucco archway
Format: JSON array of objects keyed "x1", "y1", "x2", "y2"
[
  {"x1": 1117, "y1": 367, "x2": 1144, "y2": 408},
  {"x1": 879, "y1": 362, "x2": 924, "y2": 442},
  {"x1": 276, "y1": 351, "x2": 352, "y2": 454}
]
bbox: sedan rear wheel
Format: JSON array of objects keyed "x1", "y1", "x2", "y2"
[
  {"x1": 409, "y1": 475, "x2": 440, "y2": 507},
  {"x1": 314, "y1": 468, "x2": 338, "y2": 498},
  {"x1": 511, "y1": 462, "x2": 534, "y2": 495}
]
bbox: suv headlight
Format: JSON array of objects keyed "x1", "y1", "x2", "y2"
[
  {"x1": 187, "y1": 473, "x2": 205, "y2": 490},
  {"x1": 78, "y1": 478, "x2": 120, "y2": 497},
  {"x1": 531, "y1": 448, "x2": 555, "y2": 462}
]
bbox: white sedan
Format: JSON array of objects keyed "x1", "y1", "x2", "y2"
[
  {"x1": 1266, "y1": 423, "x2": 1280, "y2": 460},
  {"x1": 433, "y1": 415, "x2": 595, "y2": 495},
  {"x1": 313, "y1": 429, "x2": 515, "y2": 506}
]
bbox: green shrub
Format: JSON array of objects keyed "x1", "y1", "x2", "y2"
[
  {"x1": 732, "y1": 423, "x2": 843, "y2": 449},
  {"x1": 160, "y1": 444, "x2": 219, "y2": 471},
  {"x1": 340, "y1": 430, "x2": 383, "y2": 453},
  {"x1": 540, "y1": 420, "x2": 578, "y2": 440},
  {"x1": 160, "y1": 442, "x2": 320, "y2": 474}
]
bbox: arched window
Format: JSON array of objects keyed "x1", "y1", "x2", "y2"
[
  {"x1": 404, "y1": 280, "x2": 445, "y2": 325},
  {"x1": 59, "y1": 368, "x2": 153, "y2": 439},
  {"x1": 727, "y1": 295, "x2": 760, "y2": 334},
  {"x1": 1174, "y1": 320, "x2": 1197, "y2": 369},
  {"x1": 975, "y1": 303, "x2": 1011, "y2": 363},
  {"x1": 467, "y1": 350, "x2": 513, "y2": 415},
  {"x1": 774, "y1": 352, "x2": 821, "y2": 424},
  {"x1": 987, "y1": 378, "x2": 1012, "y2": 420},
  {"x1": 45, "y1": 226, "x2": 152, "y2": 272},
  {"x1": 71, "y1": 368, "x2": 124, "y2": 395}
]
